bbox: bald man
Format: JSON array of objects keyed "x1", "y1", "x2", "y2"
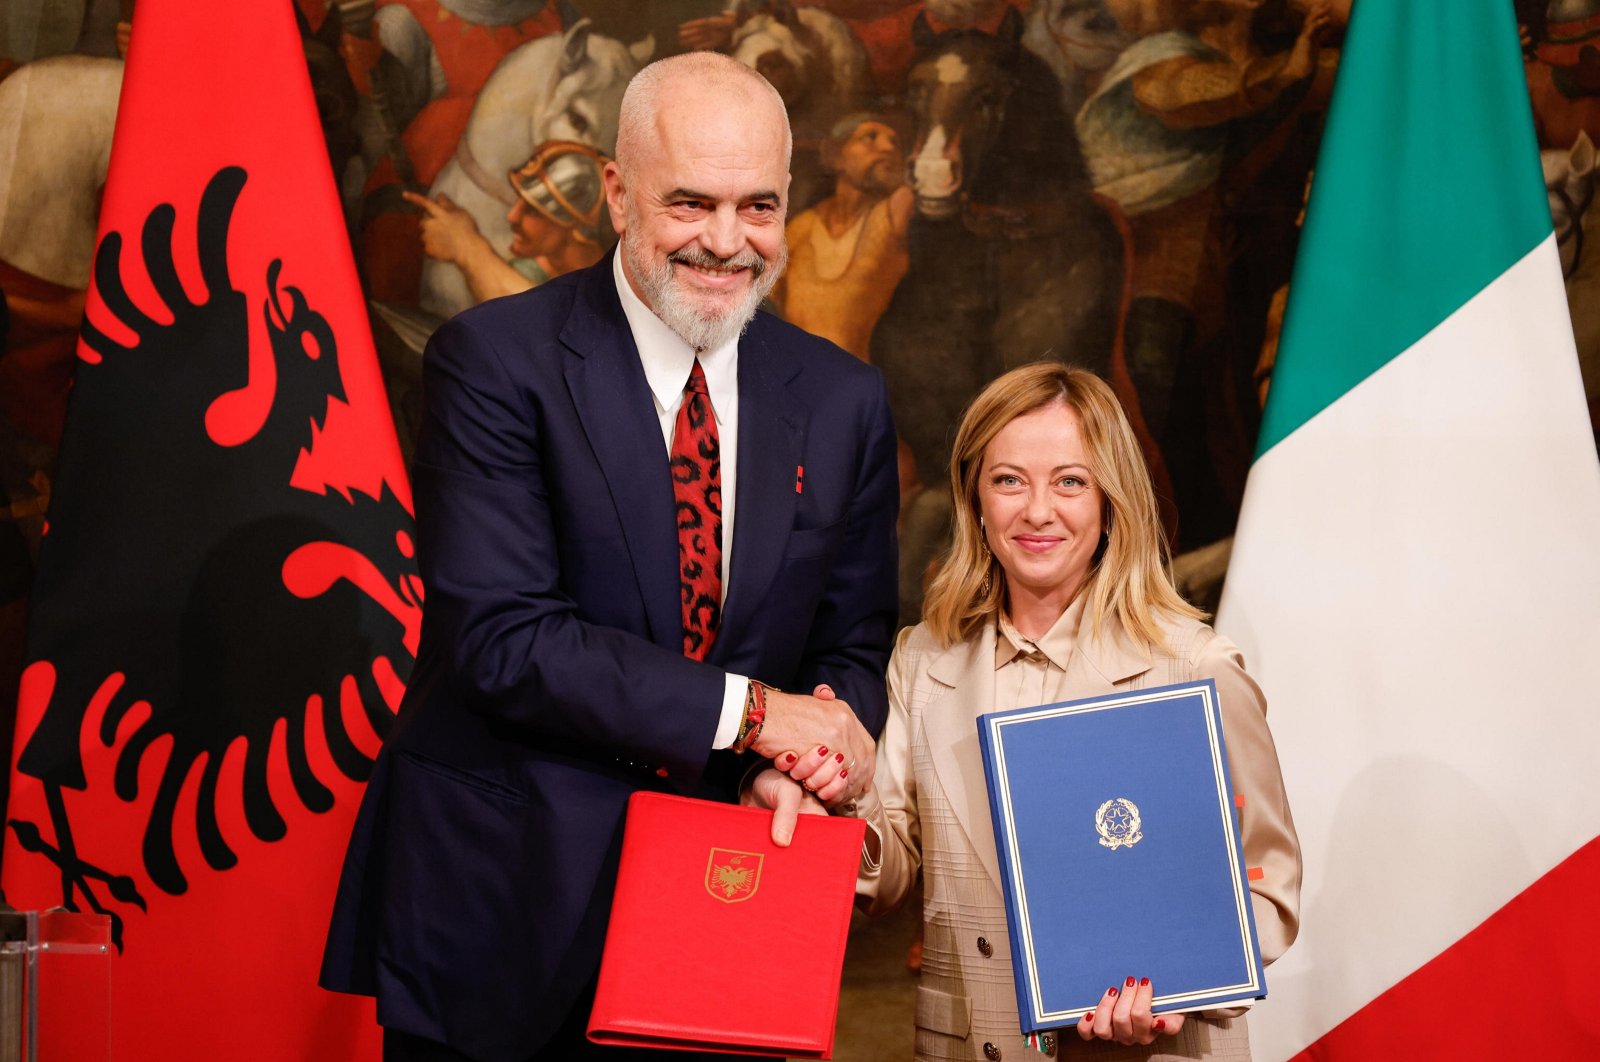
[{"x1": 320, "y1": 53, "x2": 899, "y2": 1062}]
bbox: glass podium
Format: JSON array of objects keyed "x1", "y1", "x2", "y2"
[{"x1": 0, "y1": 910, "x2": 112, "y2": 1062}]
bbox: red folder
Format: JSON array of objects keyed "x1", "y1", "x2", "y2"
[{"x1": 587, "y1": 791, "x2": 866, "y2": 1058}]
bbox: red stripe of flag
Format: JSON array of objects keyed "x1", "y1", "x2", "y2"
[{"x1": 1293, "y1": 837, "x2": 1600, "y2": 1059}]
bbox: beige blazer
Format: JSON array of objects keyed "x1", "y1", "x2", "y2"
[{"x1": 847, "y1": 614, "x2": 1302, "y2": 1062}]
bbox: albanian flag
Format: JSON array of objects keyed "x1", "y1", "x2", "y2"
[{"x1": 1, "y1": 2, "x2": 418, "y2": 1058}]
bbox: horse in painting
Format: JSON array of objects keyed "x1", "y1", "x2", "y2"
[
  {"x1": 871, "y1": 9, "x2": 1123, "y2": 493},
  {"x1": 726, "y1": 1, "x2": 872, "y2": 211},
  {"x1": 869, "y1": 9, "x2": 1125, "y2": 622},
  {"x1": 420, "y1": 19, "x2": 650, "y2": 317}
]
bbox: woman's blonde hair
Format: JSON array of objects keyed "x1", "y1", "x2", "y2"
[{"x1": 921, "y1": 362, "x2": 1202, "y2": 649}]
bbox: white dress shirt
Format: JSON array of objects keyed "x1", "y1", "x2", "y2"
[{"x1": 612, "y1": 252, "x2": 749, "y2": 749}]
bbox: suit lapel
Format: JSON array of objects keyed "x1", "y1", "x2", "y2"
[
  {"x1": 1071, "y1": 613, "x2": 1155, "y2": 692},
  {"x1": 920, "y1": 611, "x2": 1156, "y2": 892},
  {"x1": 560, "y1": 259, "x2": 682, "y2": 652},
  {"x1": 714, "y1": 319, "x2": 801, "y2": 663}
]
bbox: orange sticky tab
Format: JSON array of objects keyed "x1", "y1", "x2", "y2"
[
  {"x1": 1234, "y1": 794, "x2": 1246, "y2": 808},
  {"x1": 1247, "y1": 866, "x2": 1264, "y2": 881}
]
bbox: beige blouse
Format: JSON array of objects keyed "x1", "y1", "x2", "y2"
[{"x1": 991, "y1": 595, "x2": 1091, "y2": 713}]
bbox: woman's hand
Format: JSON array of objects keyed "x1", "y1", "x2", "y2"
[
  {"x1": 742, "y1": 768, "x2": 827, "y2": 847},
  {"x1": 1076, "y1": 977, "x2": 1185, "y2": 1046},
  {"x1": 778, "y1": 744, "x2": 854, "y2": 804},
  {"x1": 776, "y1": 684, "x2": 871, "y2": 804},
  {"x1": 754, "y1": 683, "x2": 876, "y2": 801}
]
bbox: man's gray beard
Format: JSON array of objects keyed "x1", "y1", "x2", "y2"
[{"x1": 624, "y1": 226, "x2": 786, "y2": 352}]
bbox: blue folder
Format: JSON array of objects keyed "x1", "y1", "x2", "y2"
[{"x1": 977, "y1": 680, "x2": 1265, "y2": 1033}]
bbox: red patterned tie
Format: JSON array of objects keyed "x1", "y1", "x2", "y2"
[{"x1": 671, "y1": 360, "x2": 722, "y2": 660}]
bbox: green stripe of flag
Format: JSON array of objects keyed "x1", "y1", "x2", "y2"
[{"x1": 1256, "y1": 0, "x2": 1552, "y2": 457}]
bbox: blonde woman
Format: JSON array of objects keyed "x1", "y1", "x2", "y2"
[{"x1": 754, "y1": 363, "x2": 1301, "y2": 1060}]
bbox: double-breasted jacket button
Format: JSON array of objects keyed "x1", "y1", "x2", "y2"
[
  {"x1": 976, "y1": 935, "x2": 993, "y2": 958},
  {"x1": 982, "y1": 1042, "x2": 1000, "y2": 1061}
]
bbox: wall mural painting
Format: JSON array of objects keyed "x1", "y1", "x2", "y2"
[{"x1": 4, "y1": 1, "x2": 1600, "y2": 693}]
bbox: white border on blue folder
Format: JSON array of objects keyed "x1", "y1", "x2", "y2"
[{"x1": 984, "y1": 682, "x2": 1262, "y2": 1025}]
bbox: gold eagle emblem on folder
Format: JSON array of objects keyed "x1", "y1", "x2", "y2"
[{"x1": 706, "y1": 849, "x2": 763, "y2": 903}]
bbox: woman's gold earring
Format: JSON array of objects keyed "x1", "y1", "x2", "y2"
[{"x1": 979, "y1": 515, "x2": 994, "y2": 596}]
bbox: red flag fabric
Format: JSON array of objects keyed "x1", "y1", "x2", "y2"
[{"x1": 1, "y1": 2, "x2": 417, "y2": 1058}]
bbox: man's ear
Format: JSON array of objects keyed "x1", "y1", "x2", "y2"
[{"x1": 602, "y1": 161, "x2": 628, "y2": 235}]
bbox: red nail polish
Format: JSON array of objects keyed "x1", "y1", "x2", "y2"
[
  {"x1": 818, "y1": 746, "x2": 829, "y2": 756},
  {"x1": 1140, "y1": 977, "x2": 1149, "y2": 987},
  {"x1": 1154, "y1": 1019, "x2": 1166, "y2": 1033},
  {"x1": 1125, "y1": 976, "x2": 1135, "y2": 987},
  {"x1": 1107, "y1": 987, "x2": 1118, "y2": 999},
  {"x1": 840, "y1": 769, "x2": 848, "y2": 778},
  {"x1": 835, "y1": 752, "x2": 845, "y2": 763},
  {"x1": 1083, "y1": 1014, "x2": 1094, "y2": 1024}
]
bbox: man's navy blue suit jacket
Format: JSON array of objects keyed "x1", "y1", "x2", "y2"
[{"x1": 320, "y1": 254, "x2": 899, "y2": 1062}]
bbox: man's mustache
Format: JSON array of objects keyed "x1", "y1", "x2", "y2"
[{"x1": 669, "y1": 247, "x2": 767, "y2": 276}]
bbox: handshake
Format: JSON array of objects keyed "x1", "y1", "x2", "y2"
[{"x1": 741, "y1": 683, "x2": 875, "y2": 846}]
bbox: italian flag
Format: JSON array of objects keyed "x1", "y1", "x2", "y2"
[{"x1": 1217, "y1": 2, "x2": 1600, "y2": 1058}]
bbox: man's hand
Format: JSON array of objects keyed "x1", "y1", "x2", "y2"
[
  {"x1": 1283, "y1": 2, "x2": 1334, "y2": 82},
  {"x1": 742, "y1": 768, "x2": 827, "y2": 846},
  {"x1": 401, "y1": 191, "x2": 489, "y2": 266},
  {"x1": 678, "y1": 13, "x2": 737, "y2": 52},
  {"x1": 753, "y1": 683, "x2": 876, "y2": 803}
]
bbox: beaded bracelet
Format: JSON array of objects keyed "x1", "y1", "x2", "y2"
[{"x1": 730, "y1": 680, "x2": 770, "y2": 754}]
